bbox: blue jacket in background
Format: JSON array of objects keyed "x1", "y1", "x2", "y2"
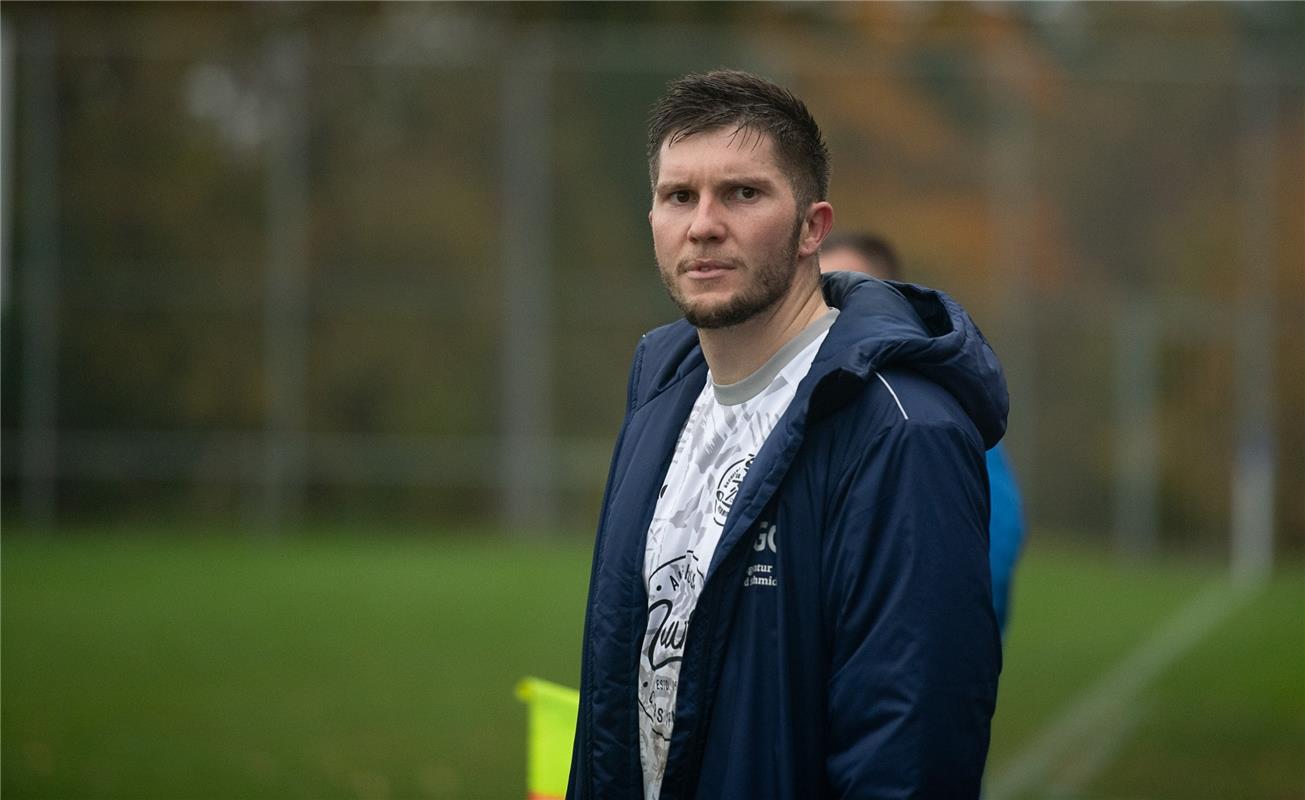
[
  {"x1": 985, "y1": 442, "x2": 1025, "y2": 633},
  {"x1": 569, "y1": 272, "x2": 1008, "y2": 799}
]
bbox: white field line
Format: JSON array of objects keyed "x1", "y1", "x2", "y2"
[
  {"x1": 1044, "y1": 698, "x2": 1145, "y2": 798},
  {"x1": 985, "y1": 578, "x2": 1260, "y2": 800}
]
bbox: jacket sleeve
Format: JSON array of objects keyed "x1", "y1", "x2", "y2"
[
  {"x1": 567, "y1": 335, "x2": 649, "y2": 800},
  {"x1": 821, "y1": 409, "x2": 1001, "y2": 799}
]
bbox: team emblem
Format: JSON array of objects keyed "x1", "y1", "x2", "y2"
[{"x1": 713, "y1": 455, "x2": 754, "y2": 525}]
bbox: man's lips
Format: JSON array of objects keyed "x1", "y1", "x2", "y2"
[{"x1": 681, "y1": 259, "x2": 737, "y2": 279}]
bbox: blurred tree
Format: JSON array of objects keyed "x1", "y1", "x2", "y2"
[{"x1": 1, "y1": 1, "x2": 1300, "y2": 544}]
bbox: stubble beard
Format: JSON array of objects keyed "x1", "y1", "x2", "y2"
[{"x1": 659, "y1": 218, "x2": 805, "y2": 330}]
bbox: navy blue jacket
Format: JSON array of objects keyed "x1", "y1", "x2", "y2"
[{"x1": 569, "y1": 272, "x2": 1007, "y2": 799}]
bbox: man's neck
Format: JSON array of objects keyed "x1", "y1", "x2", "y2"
[{"x1": 697, "y1": 273, "x2": 830, "y2": 386}]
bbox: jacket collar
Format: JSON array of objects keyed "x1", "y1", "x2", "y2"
[{"x1": 631, "y1": 271, "x2": 1008, "y2": 448}]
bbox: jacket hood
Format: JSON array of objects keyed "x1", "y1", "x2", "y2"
[
  {"x1": 816, "y1": 271, "x2": 1008, "y2": 448},
  {"x1": 632, "y1": 271, "x2": 1008, "y2": 448}
]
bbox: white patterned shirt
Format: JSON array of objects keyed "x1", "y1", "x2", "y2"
[{"x1": 638, "y1": 309, "x2": 837, "y2": 800}]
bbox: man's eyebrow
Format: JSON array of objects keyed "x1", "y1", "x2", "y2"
[
  {"x1": 654, "y1": 173, "x2": 779, "y2": 192},
  {"x1": 723, "y1": 174, "x2": 779, "y2": 188},
  {"x1": 653, "y1": 179, "x2": 691, "y2": 192}
]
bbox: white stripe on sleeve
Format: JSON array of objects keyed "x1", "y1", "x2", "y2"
[{"x1": 875, "y1": 372, "x2": 909, "y2": 421}]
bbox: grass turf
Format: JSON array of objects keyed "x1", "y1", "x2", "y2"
[
  {"x1": 3, "y1": 528, "x2": 1301, "y2": 798},
  {"x1": 3, "y1": 529, "x2": 592, "y2": 799},
  {"x1": 1083, "y1": 574, "x2": 1305, "y2": 800}
]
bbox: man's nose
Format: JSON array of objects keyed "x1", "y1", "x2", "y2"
[{"x1": 687, "y1": 197, "x2": 726, "y2": 243}]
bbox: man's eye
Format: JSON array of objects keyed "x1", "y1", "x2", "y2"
[
  {"x1": 671, "y1": 190, "x2": 693, "y2": 204},
  {"x1": 733, "y1": 186, "x2": 758, "y2": 200}
]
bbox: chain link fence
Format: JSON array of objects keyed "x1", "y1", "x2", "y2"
[{"x1": 2, "y1": 4, "x2": 1301, "y2": 566}]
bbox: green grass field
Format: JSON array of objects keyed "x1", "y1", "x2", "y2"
[{"x1": 3, "y1": 527, "x2": 1302, "y2": 799}]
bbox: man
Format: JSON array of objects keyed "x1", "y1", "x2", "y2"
[
  {"x1": 821, "y1": 232, "x2": 1027, "y2": 633},
  {"x1": 569, "y1": 70, "x2": 1006, "y2": 799}
]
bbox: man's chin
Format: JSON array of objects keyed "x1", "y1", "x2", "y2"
[{"x1": 682, "y1": 297, "x2": 766, "y2": 330}]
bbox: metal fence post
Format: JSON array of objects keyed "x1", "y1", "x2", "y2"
[
  {"x1": 260, "y1": 34, "x2": 311, "y2": 532},
  {"x1": 17, "y1": 14, "x2": 59, "y2": 531},
  {"x1": 1231, "y1": 59, "x2": 1278, "y2": 585},
  {"x1": 984, "y1": 47, "x2": 1038, "y2": 521},
  {"x1": 1113, "y1": 296, "x2": 1159, "y2": 559},
  {"x1": 499, "y1": 25, "x2": 557, "y2": 535}
]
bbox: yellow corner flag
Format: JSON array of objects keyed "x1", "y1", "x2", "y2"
[{"x1": 516, "y1": 677, "x2": 580, "y2": 800}]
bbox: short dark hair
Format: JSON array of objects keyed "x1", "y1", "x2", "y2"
[
  {"x1": 646, "y1": 69, "x2": 830, "y2": 210},
  {"x1": 822, "y1": 232, "x2": 902, "y2": 280}
]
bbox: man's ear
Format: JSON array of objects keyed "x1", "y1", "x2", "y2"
[{"x1": 797, "y1": 202, "x2": 834, "y2": 258}]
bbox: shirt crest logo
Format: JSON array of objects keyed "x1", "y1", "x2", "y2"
[{"x1": 713, "y1": 455, "x2": 754, "y2": 525}]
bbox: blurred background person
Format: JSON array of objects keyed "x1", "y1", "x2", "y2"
[{"x1": 821, "y1": 231, "x2": 1027, "y2": 634}]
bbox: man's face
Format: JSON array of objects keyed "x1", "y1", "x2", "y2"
[{"x1": 649, "y1": 127, "x2": 805, "y2": 330}]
